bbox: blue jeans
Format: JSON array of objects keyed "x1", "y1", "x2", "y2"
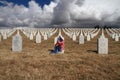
[{"x1": 52, "y1": 46, "x2": 61, "y2": 54}]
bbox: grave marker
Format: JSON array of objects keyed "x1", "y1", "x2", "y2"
[
  {"x1": 79, "y1": 30, "x2": 84, "y2": 44},
  {"x1": 72, "y1": 33, "x2": 76, "y2": 41},
  {"x1": 36, "y1": 31, "x2": 41, "y2": 43},
  {"x1": 30, "y1": 32, "x2": 33, "y2": 40},
  {"x1": 98, "y1": 29, "x2": 108, "y2": 54},
  {"x1": 12, "y1": 31, "x2": 22, "y2": 52},
  {"x1": 87, "y1": 33, "x2": 91, "y2": 41}
]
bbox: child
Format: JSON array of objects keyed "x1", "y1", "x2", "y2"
[{"x1": 52, "y1": 36, "x2": 64, "y2": 54}]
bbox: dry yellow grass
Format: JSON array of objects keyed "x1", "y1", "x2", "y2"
[{"x1": 0, "y1": 29, "x2": 120, "y2": 80}]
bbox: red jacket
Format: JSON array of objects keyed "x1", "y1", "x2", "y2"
[{"x1": 56, "y1": 41, "x2": 64, "y2": 50}]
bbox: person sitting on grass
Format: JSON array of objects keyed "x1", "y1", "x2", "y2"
[{"x1": 51, "y1": 36, "x2": 64, "y2": 54}]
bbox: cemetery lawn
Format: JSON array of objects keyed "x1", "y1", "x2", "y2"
[{"x1": 0, "y1": 30, "x2": 120, "y2": 80}]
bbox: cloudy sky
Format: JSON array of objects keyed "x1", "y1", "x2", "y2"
[{"x1": 0, "y1": 0, "x2": 120, "y2": 27}]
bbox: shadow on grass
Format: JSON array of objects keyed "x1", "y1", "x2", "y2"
[
  {"x1": 87, "y1": 50, "x2": 97, "y2": 54},
  {"x1": 48, "y1": 49, "x2": 54, "y2": 54},
  {"x1": 48, "y1": 49, "x2": 54, "y2": 51}
]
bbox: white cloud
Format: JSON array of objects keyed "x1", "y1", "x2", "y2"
[
  {"x1": 0, "y1": 0, "x2": 120, "y2": 27},
  {"x1": 0, "y1": 0, "x2": 57, "y2": 27}
]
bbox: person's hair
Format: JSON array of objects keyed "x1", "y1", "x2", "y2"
[{"x1": 58, "y1": 36, "x2": 63, "y2": 42}]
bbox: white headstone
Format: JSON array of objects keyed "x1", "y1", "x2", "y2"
[
  {"x1": 33, "y1": 31, "x2": 37, "y2": 36},
  {"x1": 79, "y1": 31, "x2": 84, "y2": 44},
  {"x1": 98, "y1": 29, "x2": 108, "y2": 54},
  {"x1": 54, "y1": 29, "x2": 64, "y2": 45},
  {"x1": 72, "y1": 33, "x2": 76, "y2": 41},
  {"x1": 115, "y1": 34, "x2": 119, "y2": 41},
  {"x1": 0, "y1": 34, "x2": 1, "y2": 42},
  {"x1": 119, "y1": 34, "x2": 120, "y2": 37},
  {"x1": 58, "y1": 29, "x2": 61, "y2": 35},
  {"x1": 84, "y1": 32, "x2": 87, "y2": 37},
  {"x1": 44, "y1": 33, "x2": 47, "y2": 40},
  {"x1": 3, "y1": 32, "x2": 7, "y2": 40},
  {"x1": 91, "y1": 34, "x2": 94, "y2": 38},
  {"x1": 30, "y1": 33, "x2": 33, "y2": 40},
  {"x1": 87, "y1": 34, "x2": 91, "y2": 41},
  {"x1": 12, "y1": 31, "x2": 22, "y2": 52},
  {"x1": 112, "y1": 34, "x2": 115, "y2": 39},
  {"x1": 54, "y1": 36, "x2": 58, "y2": 45},
  {"x1": 47, "y1": 33, "x2": 51, "y2": 38},
  {"x1": 36, "y1": 32, "x2": 41, "y2": 43},
  {"x1": 54, "y1": 29, "x2": 65, "y2": 53}
]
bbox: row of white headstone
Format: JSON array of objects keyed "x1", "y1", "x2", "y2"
[
  {"x1": 0, "y1": 28, "x2": 57, "y2": 42},
  {"x1": 12, "y1": 28, "x2": 58, "y2": 52},
  {"x1": 63, "y1": 28, "x2": 108, "y2": 54},
  {"x1": 63, "y1": 28, "x2": 100, "y2": 44},
  {"x1": 1, "y1": 28, "x2": 109, "y2": 54},
  {"x1": 21, "y1": 28, "x2": 57, "y2": 43},
  {"x1": 0, "y1": 29, "x2": 16, "y2": 41},
  {"x1": 106, "y1": 28, "x2": 120, "y2": 41}
]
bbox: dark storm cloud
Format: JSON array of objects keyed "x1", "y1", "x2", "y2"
[{"x1": 52, "y1": 0, "x2": 85, "y2": 25}]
